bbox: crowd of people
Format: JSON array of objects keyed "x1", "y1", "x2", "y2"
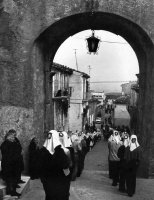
[
  {"x1": 107, "y1": 126, "x2": 142, "y2": 197},
  {"x1": 30, "y1": 129, "x2": 101, "y2": 200},
  {"x1": 0, "y1": 126, "x2": 142, "y2": 199},
  {"x1": 0, "y1": 128, "x2": 101, "y2": 199}
]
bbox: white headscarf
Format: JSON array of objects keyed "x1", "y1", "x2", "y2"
[
  {"x1": 59, "y1": 131, "x2": 72, "y2": 176},
  {"x1": 123, "y1": 134, "x2": 130, "y2": 147},
  {"x1": 111, "y1": 130, "x2": 121, "y2": 144},
  {"x1": 71, "y1": 133, "x2": 79, "y2": 143},
  {"x1": 129, "y1": 134, "x2": 140, "y2": 151},
  {"x1": 77, "y1": 132, "x2": 85, "y2": 142},
  {"x1": 43, "y1": 130, "x2": 61, "y2": 155},
  {"x1": 59, "y1": 131, "x2": 72, "y2": 148},
  {"x1": 71, "y1": 133, "x2": 82, "y2": 151}
]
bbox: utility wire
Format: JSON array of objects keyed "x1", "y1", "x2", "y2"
[
  {"x1": 53, "y1": 80, "x2": 136, "y2": 84},
  {"x1": 74, "y1": 37, "x2": 127, "y2": 45},
  {"x1": 90, "y1": 81, "x2": 136, "y2": 83}
]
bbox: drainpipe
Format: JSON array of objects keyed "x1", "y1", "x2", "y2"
[{"x1": 49, "y1": 71, "x2": 56, "y2": 130}]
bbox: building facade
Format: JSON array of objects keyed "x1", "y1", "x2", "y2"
[
  {"x1": 51, "y1": 63, "x2": 90, "y2": 133},
  {"x1": 121, "y1": 81, "x2": 137, "y2": 96},
  {"x1": 89, "y1": 91, "x2": 106, "y2": 125},
  {"x1": 88, "y1": 98, "x2": 100, "y2": 125},
  {"x1": 69, "y1": 70, "x2": 90, "y2": 132},
  {"x1": 51, "y1": 63, "x2": 73, "y2": 131},
  {"x1": 127, "y1": 75, "x2": 139, "y2": 133},
  {"x1": 91, "y1": 92, "x2": 106, "y2": 105}
]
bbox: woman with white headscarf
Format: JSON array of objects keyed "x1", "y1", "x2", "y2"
[
  {"x1": 39, "y1": 130, "x2": 72, "y2": 200},
  {"x1": 117, "y1": 133, "x2": 130, "y2": 192},
  {"x1": 78, "y1": 132, "x2": 87, "y2": 174},
  {"x1": 124, "y1": 134, "x2": 142, "y2": 197},
  {"x1": 76, "y1": 132, "x2": 87, "y2": 177},
  {"x1": 70, "y1": 133, "x2": 81, "y2": 181},
  {"x1": 59, "y1": 131, "x2": 74, "y2": 176},
  {"x1": 108, "y1": 130, "x2": 122, "y2": 186}
]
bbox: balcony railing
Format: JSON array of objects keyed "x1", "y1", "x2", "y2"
[
  {"x1": 52, "y1": 88, "x2": 72, "y2": 100},
  {"x1": 54, "y1": 89, "x2": 68, "y2": 97},
  {"x1": 52, "y1": 89, "x2": 70, "y2": 114}
]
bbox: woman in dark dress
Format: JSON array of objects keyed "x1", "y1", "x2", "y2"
[
  {"x1": 117, "y1": 133, "x2": 130, "y2": 192},
  {"x1": 28, "y1": 137, "x2": 40, "y2": 179},
  {"x1": 70, "y1": 133, "x2": 82, "y2": 180},
  {"x1": 39, "y1": 130, "x2": 72, "y2": 200},
  {"x1": 79, "y1": 133, "x2": 87, "y2": 174},
  {"x1": 125, "y1": 134, "x2": 142, "y2": 197},
  {"x1": 59, "y1": 131, "x2": 76, "y2": 183},
  {"x1": 0, "y1": 129, "x2": 21, "y2": 197}
]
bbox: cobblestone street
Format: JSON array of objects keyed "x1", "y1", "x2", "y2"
[{"x1": 21, "y1": 139, "x2": 154, "y2": 200}]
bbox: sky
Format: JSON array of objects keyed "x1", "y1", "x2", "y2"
[{"x1": 53, "y1": 30, "x2": 139, "y2": 93}]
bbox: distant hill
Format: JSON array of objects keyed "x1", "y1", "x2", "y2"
[
  {"x1": 114, "y1": 95, "x2": 130, "y2": 104},
  {"x1": 90, "y1": 82, "x2": 122, "y2": 94}
]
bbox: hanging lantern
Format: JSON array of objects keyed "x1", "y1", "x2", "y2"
[{"x1": 86, "y1": 30, "x2": 101, "y2": 54}]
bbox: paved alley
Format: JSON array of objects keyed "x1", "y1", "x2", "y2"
[{"x1": 21, "y1": 139, "x2": 154, "y2": 200}]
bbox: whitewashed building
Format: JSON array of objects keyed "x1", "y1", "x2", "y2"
[
  {"x1": 51, "y1": 63, "x2": 90, "y2": 132},
  {"x1": 91, "y1": 92, "x2": 106, "y2": 105},
  {"x1": 69, "y1": 70, "x2": 90, "y2": 132},
  {"x1": 52, "y1": 63, "x2": 73, "y2": 131}
]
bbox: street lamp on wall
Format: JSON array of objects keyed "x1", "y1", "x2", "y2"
[{"x1": 86, "y1": 30, "x2": 101, "y2": 54}]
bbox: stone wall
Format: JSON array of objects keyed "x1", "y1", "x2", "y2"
[{"x1": 0, "y1": 105, "x2": 33, "y2": 171}]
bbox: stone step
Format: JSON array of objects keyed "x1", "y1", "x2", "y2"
[{"x1": 0, "y1": 176, "x2": 30, "y2": 200}]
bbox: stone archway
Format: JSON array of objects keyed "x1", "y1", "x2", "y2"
[
  {"x1": 1, "y1": 0, "x2": 154, "y2": 177},
  {"x1": 33, "y1": 12, "x2": 154, "y2": 177}
]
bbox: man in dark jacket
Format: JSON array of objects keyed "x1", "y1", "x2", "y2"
[
  {"x1": 28, "y1": 137, "x2": 40, "y2": 179},
  {"x1": 13, "y1": 131, "x2": 25, "y2": 184},
  {"x1": 0, "y1": 129, "x2": 21, "y2": 197}
]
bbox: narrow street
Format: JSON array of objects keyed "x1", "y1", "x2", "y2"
[{"x1": 21, "y1": 139, "x2": 154, "y2": 200}]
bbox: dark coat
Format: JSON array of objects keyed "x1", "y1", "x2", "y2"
[
  {"x1": 117, "y1": 145, "x2": 126, "y2": 166},
  {"x1": 14, "y1": 137, "x2": 24, "y2": 172},
  {"x1": 125, "y1": 146, "x2": 142, "y2": 169},
  {"x1": 28, "y1": 139, "x2": 40, "y2": 179},
  {"x1": 39, "y1": 146, "x2": 71, "y2": 200},
  {"x1": 0, "y1": 140, "x2": 22, "y2": 180},
  {"x1": 124, "y1": 146, "x2": 142, "y2": 196}
]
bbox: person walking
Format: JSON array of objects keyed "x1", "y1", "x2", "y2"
[
  {"x1": 108, "y1": 130, "x2": 122, "y2": 186},
  {"x1": 117, "y1": 133, "x2": 130, "y2": 192},
  {"x1": 71, "y1": 133, "x2": 81, "y2": 180},
  {"x1": 0, "y1": 129, "x2": 21, "y2": 197},
  {"x1": 39, "y1": 130, "x2": 72, "y2": 200},
  {"x1": 28, "y1": 137, "x2": 40, "y2": 179},
  {"x1": 125, "y1": 134, "x2": 142, "y2": 197}
]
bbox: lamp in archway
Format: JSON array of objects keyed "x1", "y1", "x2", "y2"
[{"x1": 86, "y1": 30, "x2": 101, "y2": 54}]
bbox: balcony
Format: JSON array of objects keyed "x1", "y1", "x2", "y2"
[
  {"x1": 52, "y1": 89, "x2": 70, "y2": 115},
  {"x1": 52, "y1": 89, "x2": 70, "y2": 100}
]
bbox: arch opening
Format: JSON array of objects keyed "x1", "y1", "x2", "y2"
[{"x1": 31, "y1": 12, "x2": 154, "y2": 178}]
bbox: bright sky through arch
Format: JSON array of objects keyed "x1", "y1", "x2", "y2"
[{"x1": 53, "y1": 30, "x2": 139, "y2": 93}]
